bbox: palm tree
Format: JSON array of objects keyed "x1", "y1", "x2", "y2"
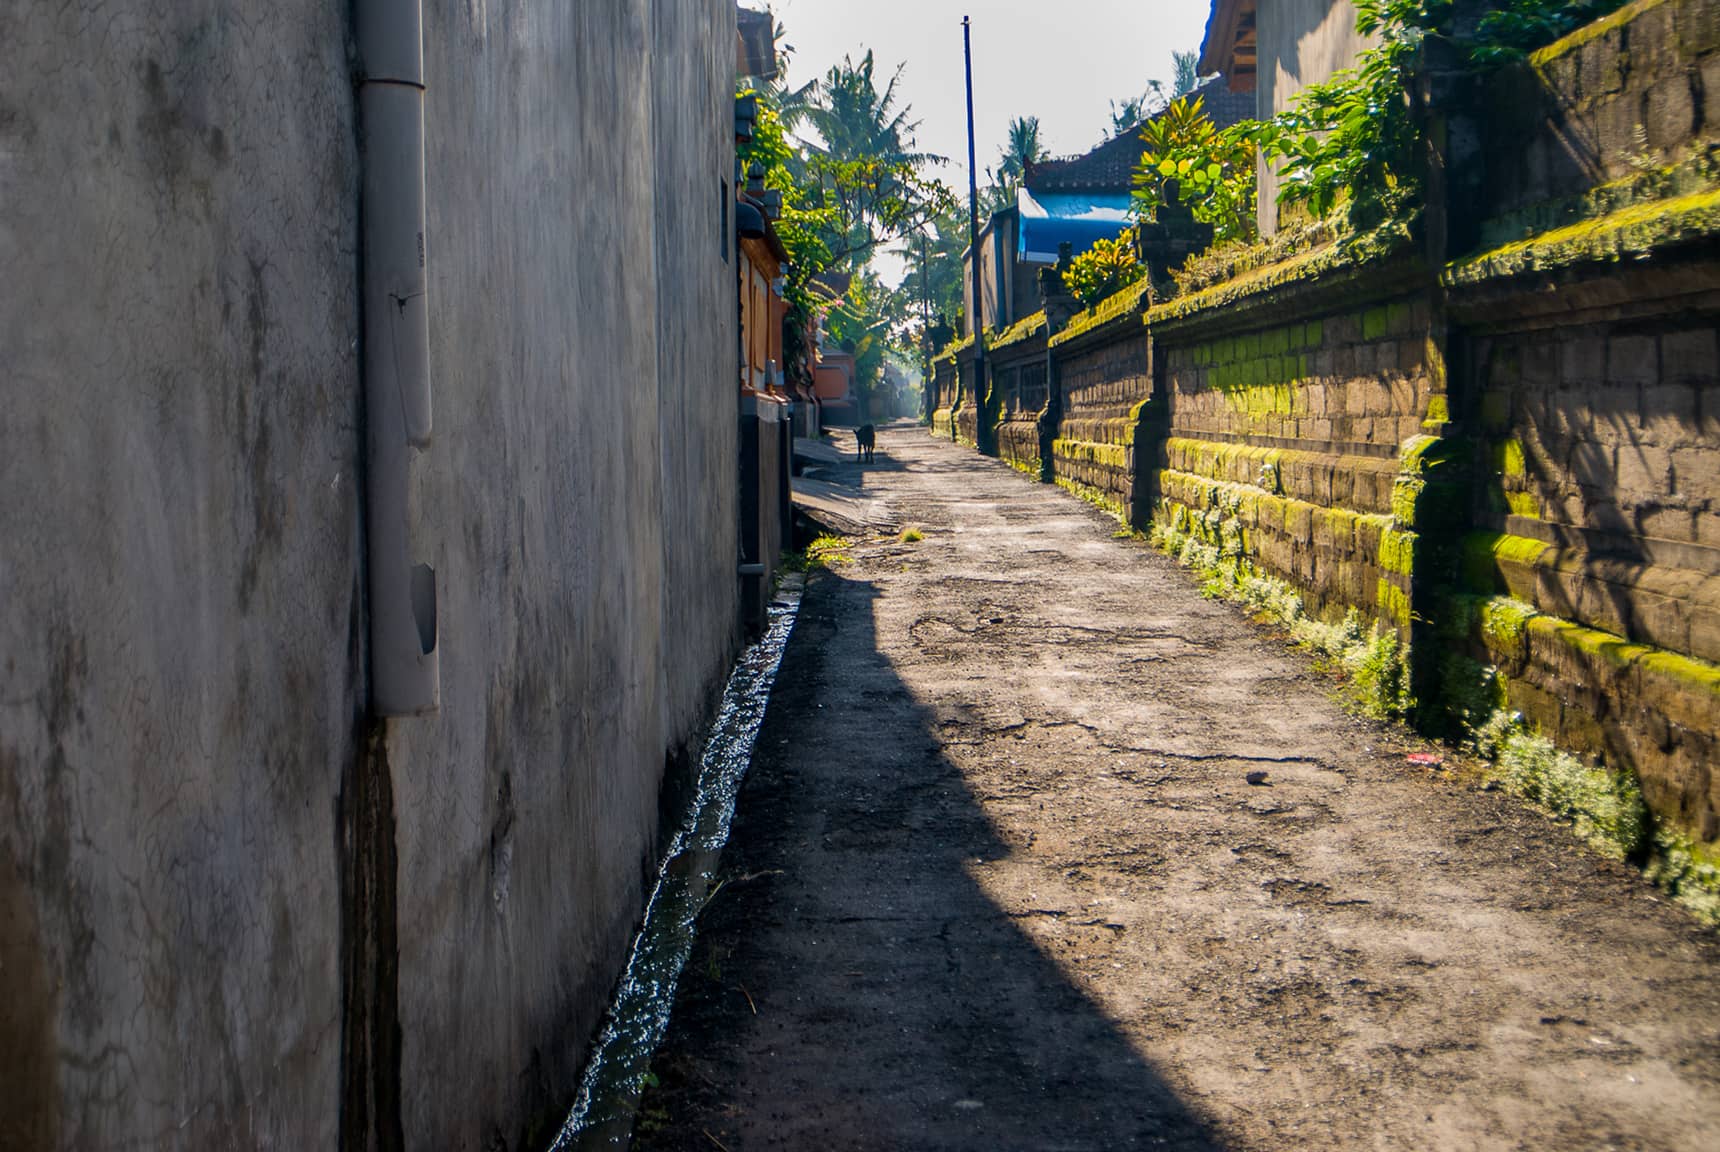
[
  {"x1": 1109, "y1": 81, "x2": 1166, "y2": 138},
  {"x1": 792, "y1": 50, "x2": 935, "y2": 167},
  {"x1": 996, "y1": 116, "x2": 1044, "y2": 186},
  {"x1": 783, "y1": 51, "x2": 949, "y2": 269},
  {"x1": 1172, "y1": 50, "x2": 1202, "y2": 98}
]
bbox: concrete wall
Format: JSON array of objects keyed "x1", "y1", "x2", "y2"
[
  {"x1": 0, "y1": 1, "x2": 739, "y2": 1148},
  {"x1": 392, "y1": 1, "x2": 737, "y2": 1147},
  {"x1": 1254, "y1": 0, "x2": 1375, "y2": 235},
  {"x1": 0, "y1": 1, "x2": 360, "y2": 1147}
]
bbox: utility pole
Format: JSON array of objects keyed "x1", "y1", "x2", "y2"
[
  {"x1": 919, "y1": 232, "x2": 933, "y2": 424},
  {"x1": 962, "y1": 15, "x2": 987, "y2": 444}
]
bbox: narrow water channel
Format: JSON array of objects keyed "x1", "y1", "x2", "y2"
[{"x1": 548, "y1": 577, "x2": 803, "y2": 1150}]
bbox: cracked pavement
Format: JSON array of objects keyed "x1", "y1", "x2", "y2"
[{"x1": 635, "y1": 424, "x2": 1720, "y2": 1151}]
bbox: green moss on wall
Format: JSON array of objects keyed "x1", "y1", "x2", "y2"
[
  {"x1": 1494, "y1": 438, "x2": 1527, "y2": 478},
  {"x1": 1462, "y1": 531, "x2": 1553, "y2": 592},
  {"x1": 1053, "y1": 438, "x2": 1130, "y2": 470},
  {"x1": 1506, "y1": 490, "x2": 1541, "y2": 517},
  {"x1": 1528, "y1": 0, "x2": 1666, "y2": 68},
  {"x1": 990, "y1": 310, "x2": 1049, "y2": 351},
  {"x1": 1447, "y1": 187, "x2": 1720, "y2": 285},
  {"x1": 1048, "y1": 278, "x2": 1153, "y2": 348},
  {"x1": 1055, "y1": 476, "x2": 1128, "y2": 521}
]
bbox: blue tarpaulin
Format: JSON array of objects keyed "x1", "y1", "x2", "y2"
[{"x1": 1017, "y1": 188, "x2": 1132, "y2": 264}]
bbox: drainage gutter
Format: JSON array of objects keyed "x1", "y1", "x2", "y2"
[{"x1": 358, "y1": 0, "x2": 438, "y2": 714}]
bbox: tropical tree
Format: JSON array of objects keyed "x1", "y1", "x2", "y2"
[
  {"x1": 741, "y1": 39, "x2": 956, "y2": 413},
  {"x1": 996, "y1": 116, "x2": 1044, "y2": 186},
  {"x1": 1109, "y1": 81, "x2": 1166, "y2": 138},
  {"x1": 1171, "y1": 50, "x2": 1202, "y2": 98},
  {"x1": 785, "y1": 50, "x2": 954, "y2": 269}
]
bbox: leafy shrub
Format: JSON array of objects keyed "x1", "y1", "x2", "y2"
[
  {"x1": 1130, "y1": 96, "x2": 1259, "y2": 245},
  {"x1": 1475, "y1": 712, "x2": 1651, "y2": 861},
  {"x1": 1062, "y1": 235, "x2": 1146, "y2": 309}
]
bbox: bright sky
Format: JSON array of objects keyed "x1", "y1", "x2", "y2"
[{"x1": 768, "y1": 0, "x2": 1215, "y2": 280}]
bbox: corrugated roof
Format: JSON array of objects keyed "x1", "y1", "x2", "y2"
[{"x1": 1024, "y1": 76, "x2": 1256, "y2": 196}]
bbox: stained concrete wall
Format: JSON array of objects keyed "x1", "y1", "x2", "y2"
[
  {"x1": 389, "y1": 1, "x2": 739, "y2": 1147},
  {"x1": 0, "y1": 2, "x2": 360, "y2": 1148},
  {"x1": 1, "y1": 1, "x2": 740, "y2": 1149},
  {"x1": 1254, "y1": 0, "x2": 1375, "y2": 235}
]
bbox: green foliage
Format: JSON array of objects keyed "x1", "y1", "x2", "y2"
[
  {"x1": 1062, "y1": 235, "x2": 1146, "y2": 309},
  {"x1": 1472, "y1": 712, "x2": 1650, "y2": 861},
  {"x1": 1148, "y1": 501, "x2": 1414, "y2": 721},
  {"x1": 1109, "y1": 84, "x2": 1164, "y2": 139},
  {"x1": 1237, "y1": 0, "x2": 1631, "y2": 231},
  {"x1": 1130, "y1": 96, "x2": 1259, "y2": 246},
  {"x1": 1470, "y1": 0, "x2": 1631, "y2": 65},
  {"x1": 786, "y1": 51, "x2": 956, "y2": 269},
  {"x1": 783, "y1": 534, "x2": 854, "y2": 573},
  {"x1": 997, "y1": 116, "x2": 1044, "y2": 189},
  {"x1": 1645, "y1": 828, "x2": 1720, "y2": 925},
  {"x1": 1171, "y1": 50, "x2": 1202, "y2": 99},
  {"x1": 1248, "y1": 0, "x2": 1447, "y2": 230},
  {"x1": 739, "y1": 40, "x2": 956, "y2": 412}
]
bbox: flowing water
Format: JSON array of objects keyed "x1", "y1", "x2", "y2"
[{"x1": 548, "y1": 578, "x2": 803, "y2": 1150}]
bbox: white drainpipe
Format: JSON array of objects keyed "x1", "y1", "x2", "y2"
[{"x1": 358, "y1": 0, "x2": 438, "y2": 714}]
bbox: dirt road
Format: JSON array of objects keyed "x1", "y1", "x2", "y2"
[{"x1": 634, "y1": 425, "x2": 1720, "y2": 1151}]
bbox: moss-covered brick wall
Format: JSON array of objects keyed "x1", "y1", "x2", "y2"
[
  {"x1": 1432, "y1": 0, "x2": 1720, "y2": 852},
  {"x1": 1453, "y1": 311, "x2": 1720, "y2": 841},
  {"x1": 955, "y1": 355, "x2": 981, "y2": 449},
  {"x1": 989, "y1": 321, "x2": 1051, "y2": 477},
  {"x1": 930, "y1": 353, "x2": 959, "y2": 441},
  {"x1": 1463, "y1": 324, "x2": 1720, "y2": 659},
  {"x1": 1481, "y1": 0, "x2": 1720, "y2": 233},
  {"x1": 1163, "y1": 299, "x2": 1435, "y2": 449},
  {"x1": 1051, "y1": 329, "x2": 1155, "y2": 518},
  {"x1": 1152, "y1": 292, "x2": 1441, "y2": 637}
]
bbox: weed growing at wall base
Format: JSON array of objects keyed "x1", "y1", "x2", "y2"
[
  {"x1": 783, "y1": 534, "x2": 854, "y2": 572},
  {"x1": 1471, "y1": 710, "x2": 1650, "y2": 862},
  {"x1": 1055, "y1": 477, "x2": 1129, "y2": 523},
  {"x1": 1148, "y1": 505, "x2": 1412, "y2": 721}
]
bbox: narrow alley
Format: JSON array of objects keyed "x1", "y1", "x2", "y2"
[{"x1": 637, "y1": 425, "x2": 1720, "y2": 1152}]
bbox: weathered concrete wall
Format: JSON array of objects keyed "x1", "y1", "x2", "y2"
[
  {"x1": 656, "y1": 2, "x2": 745, "y2": 754},
  {"x1": 1, "y1": 1, "x2": 740, "y2": 1149},
  {"x1": 390, "y1": 2, "x2": 737, "y2": 1148},
  {"x1": 1254, "y1": 0, "x2": 1375, "y2": 236},
  {"x1": 0, "y1": 1, "x2": 359, "y2": 1147}
]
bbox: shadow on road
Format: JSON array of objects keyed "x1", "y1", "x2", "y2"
[{"x1": 634, "y1": 570, "x2": 1226, "y2": 1151}]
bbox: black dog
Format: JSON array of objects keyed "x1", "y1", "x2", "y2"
[{"x1": 856, "y1": 423, "x2": 876, "y2": 464}]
